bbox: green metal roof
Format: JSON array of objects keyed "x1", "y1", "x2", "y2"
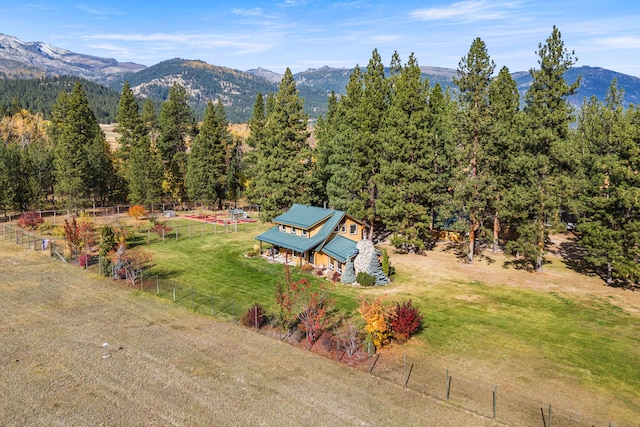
[
  {"x1": 272, "y1": 204, "x2": 335, "y2": 229},
  {"x1": 320, "y1": 235, "x2": 358, "y2": 263},
  {"x1": 257, "y1": 204, "x2": 364, "y2": 263},
  {"x1": 255, "y1": 226, "x2": 325, "y2": 253}
]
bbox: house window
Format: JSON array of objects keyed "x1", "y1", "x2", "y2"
[
  {"x1": 280, "y1": 224, "x2": 286, "y2": 232},
  {"x1": 340, "y1": 225, "x2": 347, "y2": 234},
  {"x1": 337, "y1": 263, "x2": 343, "y2": 274},
  {"x1": 333, "y1": 226, "x2": 339, "y2": 233},
  {"x1": 328, "y1": 258, "x2": 335, "y2": 270},
  {"x1": 291, "y1": 227, "x2": 297, "y2": 235},
  {"x1": 349, "y1": 224, "x2": 358, "y2": 235},
  {"x1": 301, "y1": 229, "x2": 308, "y2": 237}
]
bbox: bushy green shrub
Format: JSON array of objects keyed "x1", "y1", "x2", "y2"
[{"x1": 356, "y1": 271, "x2": 376, "y2": 286}]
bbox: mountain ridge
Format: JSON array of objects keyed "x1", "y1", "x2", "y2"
[{"x1": 2, "y1": 33, "x2": 640, "y2": 123}]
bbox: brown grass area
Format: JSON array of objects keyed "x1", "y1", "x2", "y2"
[{"x1": 0, "y1": 240, "x2": 495, "y2": 426}]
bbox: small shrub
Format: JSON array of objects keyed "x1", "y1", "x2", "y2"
[
  {"x1": 301, "y1": 263, "x2": 314, "y2": 272},
  {"x1": 245, "y1": 250, "x2": 257, "y2": 258},
  {"x1": 313, "y1": 269, "x2": 324, "y2": 277},
  {"x1": 149, "y1": 222, "x2": 172, "y2": 235},
  {"x1": 128, "y1": 205, "x2": 147, "y2": 220},
  {"x1": 17, "y1": 212, "x2": 44, "y2": 229},
  {"x1": 391, "y1": 299, "x2": 423, "y2": 341},
  {"x1": 357, "y1": 296, "x2": 395, "y2": 349},
  {"x1": 335, "y1": 318, "x2": 362, "y2": 357},
  {"x1": 320, "y1": 331, "x2": 337, "y2": 352},
  {"x1": 330, "y1": 271, "x2": 341, "y2": 283},
  {"x1": 356, "y1": 271, "x2": 376, "y2": 286},
  {"x1": 78, "y1": 254, "x2": 91, "y2": 267},
  {"x1": 241, "y1": 303, "x2": 266, "y2": 329}
]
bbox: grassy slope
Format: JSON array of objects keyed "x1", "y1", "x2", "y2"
[
  {"x1": 0, "y1": 239, "x2": 495, "y2": 426},
  {"x1": 139, "y1": 217, "x2": 640, "y2": 425}
]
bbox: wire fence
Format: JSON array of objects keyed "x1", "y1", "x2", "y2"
[{"x1": 0, "y1": 222, "x2": 621, "y2": 427}]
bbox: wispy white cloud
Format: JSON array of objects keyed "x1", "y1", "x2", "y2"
[
  {"x1": 75, "y1": 5, "x2": 124, "y2": 16},
  {"x1": 410, "y1": 0, "x2": 521, "y2": 22},
  {"x1": 232, "y1": 7, "x2": 265, "y2": 17},
  {"x1": 81, "y1": 32, "x2": 274, "y2": 54},
  {"x1": 595, "y1": 36, "x2": 640, "y2": 50},
  {"x1": 27, "y1": 3, "x2": 56, "y2": 11}
]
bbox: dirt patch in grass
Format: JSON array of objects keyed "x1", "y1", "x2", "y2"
[{"x1": 0, "y1": 240, "x2": 495, "y2": 426}]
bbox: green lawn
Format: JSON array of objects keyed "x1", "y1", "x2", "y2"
[{"x1": 132, "y1": 216, "x2": 640, "y2": 422}]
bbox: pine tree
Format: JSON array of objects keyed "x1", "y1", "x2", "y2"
[
  {"x1": 115, "y1": 82, "x2": 143, "y2": 165},
  {"x1": 157, "y1": 82, "x2": 195, "y2": 203},
  {"x1": 452, "y1": 38, "x2": 495, "y2": 262},
  {"x1": 426, "y1": 83, "x2": 458, "y2": 240},
  {"x1": 50, "y1": 82, "x2": 115, "y2": 208},
  {"x1": 186, "y1": 101, "x2": 232, "y2": 209},
  {"x1": 577, "y1": 81, "x2": 640, "y2": 285},
  {"x1": 487, "y1": 66, "x2": 522, "y2": 254},
  {"x1": 378, "y1": 52, "x2": 434, "y2": 252},
  {"x1": 246, "y1": 68, "x2": 312, "y2": 220},
  {"x1": 511, "y1": 26, "x2": 580, "y2": 272},
  {"x1": 325, "y1": 50, "x2": 389, "y2": 239}
]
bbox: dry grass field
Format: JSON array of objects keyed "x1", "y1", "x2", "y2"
[{"x1": 0, "y1": 239, "x2": 497, "y2": 426}]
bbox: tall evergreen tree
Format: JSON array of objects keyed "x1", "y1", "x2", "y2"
[
  {"x1": 487, "y1": 66, "x2": 522, "y2": 254},
  {"x1": 426, "y1": 83, "x2": 458, "y2": 239},
  {"x1": 577, "y1": 81, "x2": 640, "y2": 285},
  {"x1": 378, "y1": 53, "x2": 434, "y2": 252},
  {"x1": 246, "y1": 68, "x2": 311, "y2": 220},
  {"x1": 50, "y1": 82, "x2": 115, "y2": 207},
  {"x1": 186, "y1": 101, "x2": 232, "y2": 209},
  {"x1": 325, "y1": 50, "x2": 389, "y2": 239},
  {"x1": 452, "y1": 38, "x2": 495, "y2": 262},
  {"x1": 511, "y1": 26, "x2": 580, "y2": 272},
  {"x1": 114, "y1": 82, "x2": 143, "y2": 165},
  {"x1": 157, "y1": 82, "x2": 195, "y2": 203}
]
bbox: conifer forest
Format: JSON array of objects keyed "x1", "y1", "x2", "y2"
[{"x1": 1, "y1": 27, "x2": 638, "y2": 286}]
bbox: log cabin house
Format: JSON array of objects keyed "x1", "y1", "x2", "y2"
[{"x1": 255, "y1": 204, "x2": 364, "y2": 273}]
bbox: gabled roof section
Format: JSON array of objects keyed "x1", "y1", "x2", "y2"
[
  {"x1": 255, "y1": 226, "x2": 322, "y2": 253},
  {"x1": 319, "y1": 234, "x2": 358, "y2": 263},
  {"x1": 256, "y1": 205, "x2": 349, "y2": 254},
  {"x1": 272, "y1": 204, "x2": 335, "y2": 230}
]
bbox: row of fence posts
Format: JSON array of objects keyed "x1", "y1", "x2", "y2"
[
  {"x1": 363, "y1": 349, "x2": 571, "y2": 425},
  {"x1": 133, "y1": 273, "x2": 236, "y2": 320}
]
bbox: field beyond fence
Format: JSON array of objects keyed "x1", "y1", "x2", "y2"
[{"x1": 2, "y1": 216, "x2": 638, "y2": 426}]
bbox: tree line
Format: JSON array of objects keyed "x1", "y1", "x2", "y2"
[{"x1": 1, "y1": 26, "x2": 638, "y2": 286}]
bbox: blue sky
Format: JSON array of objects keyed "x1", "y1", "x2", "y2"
[{"x1": 1, "y1": 1, "x2": 639, "y2": 77}]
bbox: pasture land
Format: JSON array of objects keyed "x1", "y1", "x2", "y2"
[
  {"x1": 0, "y1": 239, "x2": 493, "y2": 426},
  {"x1": 2, "y1": 214, "x2": 639, "y2": 425}
]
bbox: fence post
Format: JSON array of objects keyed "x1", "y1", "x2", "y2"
[
  {"x1": 173, "y1": 286, "x2": 176, "y2": 302},
  {"x1": 232, "y1": 299, "x2": 235, "y2": 321},
  {"x1": 445, "y1": 368, "x2": 451, "y2": 401},
  {"x1": 176, "y1": 226, "x2": 178, "y2": 241},
  {"x1": 156, "y1": 275, "x2": 159, "y2": 294},
  {"x1": 191, "y1": 286, "x2": 194, "y2": 309},
  {"x1": 493, "y1": 386, "x2": 497, "y2": 419},
  {"x1": 189, "y1": 225, "x2": 191, "y2": 239},
  {"x1": 404, "y1": 355, "x2": 407, "y2": 387}
]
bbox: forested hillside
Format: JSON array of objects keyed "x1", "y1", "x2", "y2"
[
  {"x1": 114, "y1": 59, "x2": 277, "y2": 122},
  {"x1": 1, "y1": 28, "x2": 639, "y2": 287},
  {"x1": 0, "y1": 76, "x2": 120, "y2": 122}
]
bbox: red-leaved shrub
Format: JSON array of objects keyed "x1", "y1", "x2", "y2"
[
  {"x1": 241, "y1": 303, "x2": 266, "y2": 329},
  {"x1": 17, "y1": 212, "x2": 44, "y2": 229},
  {"x1": 391, "y1": 299, "x2": 423, "y2": 341}
]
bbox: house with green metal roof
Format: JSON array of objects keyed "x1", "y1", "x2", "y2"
[{"x1": 255, "y1": 204, "x2": 364, "y2": 274}]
